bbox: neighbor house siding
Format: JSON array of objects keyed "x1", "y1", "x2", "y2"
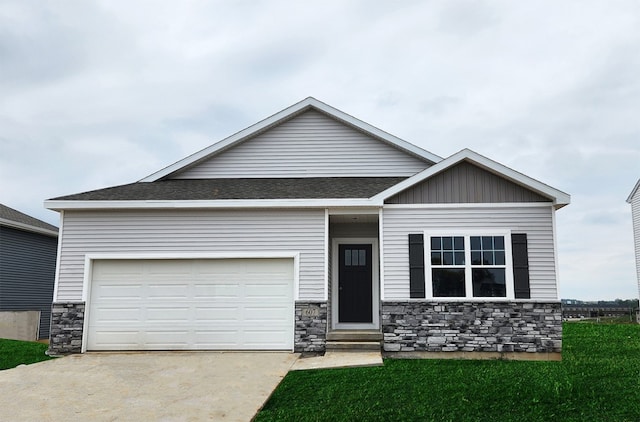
[
  {"x1": 382, "y1": 206, "x2": 558, "y2": 300},
  {"x1": 0, "y1": 226, "x2": 57, "y2": 338},
  {"x1": 386, "y1": 161, "x2": 551, "y2": 204},
  {"x1": 173, "y1": 110, "x2": 431, "y2": 179},
  {"x1": 631, "y1": 189, "x2": 640, "y2": 297},
  {"x1": 56, "y1": 209, "x2": 325, "y2": 301}
]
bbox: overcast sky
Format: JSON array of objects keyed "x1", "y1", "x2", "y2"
[{"x1": 2, "y1": 1, "x2": 639, "y2": 301}]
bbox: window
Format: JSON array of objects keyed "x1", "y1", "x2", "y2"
[
  {"x1": 344, "y1": 248, "x2": 366, "y2": 266},
  {"x1": 426, "y1": 232, "x2": 513, "y2": 299}
]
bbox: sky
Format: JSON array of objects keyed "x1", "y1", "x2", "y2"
[{"x1": 1, "y1": 1, "x2": 639, "y2": 301}]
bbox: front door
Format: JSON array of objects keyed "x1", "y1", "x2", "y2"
[{"x1": 338, "y1": 244, "x2": 373, "y2": 323}]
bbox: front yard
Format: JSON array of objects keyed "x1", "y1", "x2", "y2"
[
  {"x1": 0, "y1": 338, "x2": 53, "y2": 370},
  {"x1": 256, "y1": 323, "x2": 640, "y2": 421}
]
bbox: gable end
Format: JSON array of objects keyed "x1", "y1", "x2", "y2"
[{"x1": 385, "y1": 161, "x2": 552, "y2": 204}]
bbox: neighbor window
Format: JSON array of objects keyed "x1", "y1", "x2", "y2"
[{"x1": 427, "y1": 233, "x2": 512, "y2": 298}]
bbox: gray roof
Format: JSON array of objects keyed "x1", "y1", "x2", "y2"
[
  {"x1": 0, "y1": 204, "x2": 58, "y2": 235},
  {"x1": 50, "y1": 177, "x2": 407, "y2": 201}
]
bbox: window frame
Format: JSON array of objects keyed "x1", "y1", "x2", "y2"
[{"x1": 424, "y1": 230, "x2": 515, "y2": 300}]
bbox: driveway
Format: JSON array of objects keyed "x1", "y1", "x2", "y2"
[{"x1": 0, "y1": 352, "x2": 298, "y2": 421}]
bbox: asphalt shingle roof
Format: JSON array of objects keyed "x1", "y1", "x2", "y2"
[
  {"x1": 50, "y1": 177, "x2": 407, "y2": 201},
  {"x1": 0, "y1": 203, "x2": 58, "y2": 233}
]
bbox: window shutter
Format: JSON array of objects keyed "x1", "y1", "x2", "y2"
[
  {"x1": 409, "y1": 234, "x2": 425, "y2": 298},
  {"x1": 511, "y1": 233, "x2": 530, "y2": 299}
]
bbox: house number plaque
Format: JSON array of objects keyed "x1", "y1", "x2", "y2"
[{"x1": 301, "y1": 306, "x2": 320, "y2": 317}]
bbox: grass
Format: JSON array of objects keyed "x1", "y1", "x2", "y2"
[
  {"x1": 0, "y1": 338, "x2": 54, "y2": 370},
  {"x1": 256, "y1": 323, "x2": 640, "y2": 421}
]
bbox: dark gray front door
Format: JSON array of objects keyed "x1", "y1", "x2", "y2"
[{"x1": 338, "y1": 244, "x2": 373, "y2": 323}]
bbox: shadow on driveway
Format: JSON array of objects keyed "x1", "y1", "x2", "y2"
[{"x1": 0, "y1": 352, "x2": 298, "y2": 421}]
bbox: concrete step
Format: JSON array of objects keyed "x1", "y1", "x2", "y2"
[
  {"x1": 325, "y1": 341, "x2": 381, "y2": 352},
  {"x1": 326, "y1": 330, "x2": 383, "y2": 342}
]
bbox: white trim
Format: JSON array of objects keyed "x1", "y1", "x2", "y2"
[
  {"x1": 80, "y1": 252, "x2": 300, "y2": 353},
  {"x1": 331, "y1": 237, "x2": 380, "y2": 330},
  {"x1": 326, "y1": 207, "x2": 381, "y2": 215},
  {"x1": 324, "y1": 209, "x2": 329, "y2": 301},
  {"x1": 551, "y1": 208, "x2": 560, "y2": 300},
  {"x1": 45, "y1": 198, "x2": 382, "y2": 211},
  {"x1": 52, "y1": 210, "x2": 64, "y2": 302},
  {"x1": 0, "y1": 218, "x2": 58, "y2": 237},
  {"x1": 383, "y1": 202, "x2": 555, "y2": 209},
  {"x1": 424, "y1": 230, "x2": 514, "y2": 300},
  {"x1": 378, "y1": 208, "x2": 385, "y2": 301},
  {"x1": 627, "y1": 178, "x2": 640, "y2": 203},
  {"x1": 373, "y1": 149, "x2": 570, "y2": 208},
  {"x1": 381, "y1": 298, "x2": 562, "y2": 304},
  {"x1": 140, "y1": 97, "x2": 441, "y2": 182}
]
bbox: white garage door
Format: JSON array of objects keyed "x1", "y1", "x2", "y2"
[{"x1": 87, "y1": 258, "x2": 294, "y2": 351}]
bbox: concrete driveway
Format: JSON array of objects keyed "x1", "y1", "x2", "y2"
[{"x1": 0, "y1": 352, "x2": 298, "y2": 421}]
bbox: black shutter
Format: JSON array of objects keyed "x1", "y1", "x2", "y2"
[
  {"x1": 511, "y1": 233, "x2": 530, "y2": 299},
  {"x1": 409, "y1": 234, "x2": 425, "y2": 298}
]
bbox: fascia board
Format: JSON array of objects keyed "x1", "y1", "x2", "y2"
[
  {"x1": 373, "y1": 149, "x2": 571, "y2": 207},
  {"x1": 0, "y1": 218, "x2": 59, "y2": 237},
  {"x1": 44, "y1": 198, "x2": 383, "y2": 211},
  {"x1": 140, "y1": 97, "x2": 442, "y2": 182},
  {"x1": 626, "y1": 179, "x2": 640, "y2": 203}
]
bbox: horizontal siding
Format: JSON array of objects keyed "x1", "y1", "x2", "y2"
[
  {"x1": 56, "y1": 209, "x2": 325, "y2": 302},
  {"x1": 631, "y1": 193, "x2": 640, "y2": 296},
  {"x1": 174, "y1": 110, "x2": 430, "y2": 179},
  {"x1": 382, "y1": 206, "x2": 558, "y2": 300},
  {"x1": 0, "y1": 226, "x2": 57, "y2": 338},
  {"x1": 386, "y1": 161, "x2": 550, "y2": 204}
]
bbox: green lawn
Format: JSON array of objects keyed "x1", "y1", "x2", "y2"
[
  {"x1": 0, "y1": 338, "x2": 54, "y2": 370},
  {"x1": 256, "y1": 323, "x2": 640, "y2": 422}
]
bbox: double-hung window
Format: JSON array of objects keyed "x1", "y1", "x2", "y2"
[{"x1": 426, "y1": 232, "x2": 514, "y2": 299}]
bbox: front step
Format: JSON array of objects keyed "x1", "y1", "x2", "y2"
[
  {"x1": 325, "y1": 341, "x2": 381, "y2": 352},
  {"x1": 326, "y1": 330, "x2": 382, "y2": 352}
]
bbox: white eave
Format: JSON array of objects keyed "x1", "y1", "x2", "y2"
[
  {"x1": 139, "y1": 97, "x2": 442, "y2": 182},
  {"x1": 0, "y1": 218, "x2": 59, "y2": 237},
  {"x1": 44, "y1": 198, "x2": 384, "y2": 211},
  {"x1": 372, "y1": 149, "x2": 571, "y2": 209},
  {"x1": 626, "y1": 179, "x2": 640, "y2": 203}
]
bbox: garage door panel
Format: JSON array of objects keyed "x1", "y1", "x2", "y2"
[{"x1": 88, "y1": 258, "x2": 294, "y2": 351}]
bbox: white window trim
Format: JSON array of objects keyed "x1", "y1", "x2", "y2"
[{"x1": 424, "y1": 230, "x2": 514, "y2": 300}]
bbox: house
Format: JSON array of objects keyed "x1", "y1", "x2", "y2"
[
  {"x1": 0, "y1": 204, "x2": 58, "y2": 340},
  {"x1": 627, "y1": 179, "x2": 640, "y2": 313},
  {"x1": 45, "y1": 97, "x2": 569, "y2": 358}
]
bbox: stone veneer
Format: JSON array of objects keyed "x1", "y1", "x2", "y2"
[
  {"x1": 48, "y1": 302, "x2": 85, "y2": 355},
  {"x1": 294, "y1": 301, "x2": 328, "y2": 353},
  {"x1": 382, "y1": 301, "x2": 562, "y2": 354}
]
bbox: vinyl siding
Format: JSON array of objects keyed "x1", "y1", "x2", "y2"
[
  {"x1": 173, "y1": 110, "x2": 430, "y2": 179},
  {"x1": 0, "y1": 226, "x2": 57, "y2": 338},
  {"x1": 386, "y1": 161, "x2": 551, "y2": 204},
  {"x1": 56, "y1": 209, "x2": 325, "y2": 302},
  {"x1": 631, "y1": 191, "x2": 640, "y2": 297},
  {"x1": 382, "y1": 206, "x2": 558, "y2": 300}
]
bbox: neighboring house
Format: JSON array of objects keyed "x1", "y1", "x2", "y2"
[
  {"x1": 0, "y1": 204, "x2": 58, "y2": 340},
  {"x1": 45, "y1": 97, "x2": 570, "y2": 358},
  {"x1": 627, "y1": 179, "x2": 640, "y2": 308}
]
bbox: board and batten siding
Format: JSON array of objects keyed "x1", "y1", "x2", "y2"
[
  {"x1": 382, "y1": 206, "x2": 558, "y2": 300},
  {"x1": 386, "y1": 161, "x2": 550, "y2": 204},
  {"x1": 173, "y1": 110, "x2": 431, "y2": 179},
  {"x1": 630, "y1": 188, "x2": 640, "y2": 297},
  {"x1": 0, "y1": 226, "x2": 57, "y2": 338},
  {"x1": 56, "y1": 209, "x2": 325, "y2": 302}
]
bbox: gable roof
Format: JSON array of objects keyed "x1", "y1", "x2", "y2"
[
  {"x1": 627, "y1": 179, "x2": 640, "y2": 203},
  {"x1": 373, "y1": 149, "x2": 571, "y2": 209},
  {"x1": 0, "y1": 204, "x2": 58, "y2": 237},
  {"x1": 50, "y1": 177, "x2": 406, "y2": 201},
  {"x1": 140, "y1": 97, "x2": 442, "y2": 182}
]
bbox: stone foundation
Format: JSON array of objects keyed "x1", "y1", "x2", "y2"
[
  {"x1": 382, "y1": 301, "x2": 562, "y2": 355},
  {"x1": 48, "y1": 302, "x2": 85, "y2": 355},
  {"x1": 294, "y1": 301, "x2": 328, "y2": 353}
]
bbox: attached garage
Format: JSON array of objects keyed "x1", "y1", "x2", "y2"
[{"x1": 86, "y1": 258, "x2": 294, "y2": 351}]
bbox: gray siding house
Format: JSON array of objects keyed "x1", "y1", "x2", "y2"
[
  {"x1": 45, "y1": 98, "x2": 570, "y2": 358},
  {"x1": 627, "y1": 180, "x2": 640, "y2": 303},
  {"x1": 0, "y1": 204, "x2": 58, "y2": 339}
]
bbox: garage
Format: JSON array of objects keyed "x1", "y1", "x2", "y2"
[{"x1": 86, "y1": 258, "x2": 294, "y2": 351}]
